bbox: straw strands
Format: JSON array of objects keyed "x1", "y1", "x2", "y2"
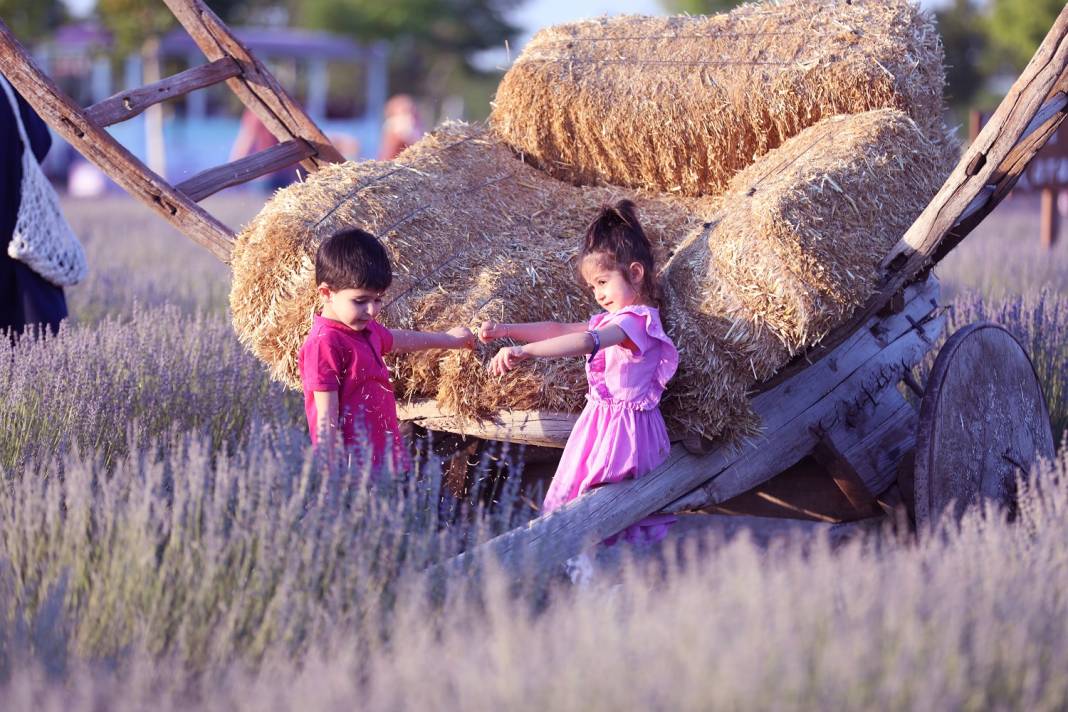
[
  {"x1": 491, "y1": 0, "x2": 949, "y2": 197},
  {"x1": 660, "y1": 109, "x2": 951, "y2": 438}
]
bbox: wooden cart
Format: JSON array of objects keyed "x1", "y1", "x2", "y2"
[{"x1": 3, "y1": 1, "x2": 1065, "y2": 577}]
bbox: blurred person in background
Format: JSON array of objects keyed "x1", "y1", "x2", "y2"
[
  {"x1": 0, "y1": 76, "x2": 68, "y2": 337},
  {"x1": 231, "y1": 108, "x2": 302, "y2": 190},
  {"x1": 378, "y1": 94, "x2": 424, "y2": 160}
]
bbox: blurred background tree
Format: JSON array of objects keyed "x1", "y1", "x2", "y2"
[
  {"x1": 985, "y1": 0, "x2": 1065, "y2": 71},
  {"x1": 936, "y1": 0, "x2": 989, "y2": 112},
  {"x1": 658, "y1": 0, "x2": 742, "y2": 12},
  {"x1": 290, "y1": 0, "x2": 522, "y2": 114},
  {"x1": 95, "y1": 0, "x2": 258, "y2": 55},
  {"x1": 0, "y1": 0, "x2": 67, "y2": 41}
]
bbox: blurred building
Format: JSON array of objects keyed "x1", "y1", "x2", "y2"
[{"x1": 32, "y1": 23, "x2": 389, "y2": 191}]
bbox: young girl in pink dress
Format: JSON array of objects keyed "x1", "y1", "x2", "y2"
[{"x1": 480, "y1": 200, "x2": 679, "y2": 548}]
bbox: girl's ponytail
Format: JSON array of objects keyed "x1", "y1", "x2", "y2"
[{"x1": 581, "y1": 199, "x2": 660, "y2": 304}]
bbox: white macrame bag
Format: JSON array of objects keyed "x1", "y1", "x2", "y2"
[{"x1": 1, "y1": 75, "x2": 87, "y2": 287}]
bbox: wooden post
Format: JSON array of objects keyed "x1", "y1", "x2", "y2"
[
  {"x1": 142, "y1": 36, "x2": 167, "y2": 178},
  {"x1": 1042, "y1": 187, "x2": 1060, "y2": 247}
]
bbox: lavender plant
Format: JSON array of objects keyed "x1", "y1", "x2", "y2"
[
  {"x1": 63, "y1": 195, "x2": 258, "y2": 322},
  {"x1": 944, "y1": 289, "x2": 1068, "y2": 441},
  {"x1": 1, "y1": 447, "x2": 1066, "y2": 710},
  {"x1": 0, "y1": 427, "x2": 529, "y2": 676},
  {"x1": 935, "y1": 201, "x2": 1068, "y2": 300},
  {"x1": 0, "y1": 305, "x2": 303, "y2": 469}
]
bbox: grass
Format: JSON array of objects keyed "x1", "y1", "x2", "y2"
[{"x1": 0, "y1": 194, "x2": 1066, "y2": 709}]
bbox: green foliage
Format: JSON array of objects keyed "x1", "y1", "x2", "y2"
[
  {"x1": 94, "y1": 0, "x2": 258, "y2": 55},
  {"x1": 292, "y1": 0, "x2": 518, "y2": 47},
  {"x1": 94, "y1": 0, "x2": 172, "y2": 55},
  {"x1": 658, "y1": 0, "x2": 742, "y2": 13},
  {"x1": 935, "y1": 0, "x2": 1063, "y2": 109},
  {"x1": 987, "y1": 0, "x2": 1065, "y2": 71},
  {"x1": 0, "y1": 0, "x2": 66, "y2": 41},
  {"x1": 290, "y1": 0, "x2": 521, "y2": 98},
  {"x1": 936, "y1": 0, "x2": 989, "y2": 109}
]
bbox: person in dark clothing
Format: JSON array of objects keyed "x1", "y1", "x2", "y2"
[{"x1": 0, "y1": 79, "x2": 68, "y2": 336}]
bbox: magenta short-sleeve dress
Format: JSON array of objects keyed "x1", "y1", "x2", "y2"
[{"x1": 543, "y1": 304, "x2": 680, "y2": 545}]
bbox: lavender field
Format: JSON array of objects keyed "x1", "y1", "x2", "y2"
[{"x1": 1, "y1": 194, "x2": 1067, "y2": 709}]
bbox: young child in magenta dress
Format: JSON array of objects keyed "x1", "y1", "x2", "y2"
[
  {"x1": 299, "y1": 228, "x2": 474, "y2": 473},
  {"x1": 480, "y1": 200, "x2": 679, "y2": 546}
]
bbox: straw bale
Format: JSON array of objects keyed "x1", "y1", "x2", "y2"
[
  {"x1": 491, "y1": 0, "x2": 949, "y2": 197},
  {"x1": 660, "y1": 108, "x2": 950, "y2": 438}
]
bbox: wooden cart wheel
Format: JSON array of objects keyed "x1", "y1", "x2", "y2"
[{"x1": 914, "y1": 321, "x2": 1055, "y2": 530}]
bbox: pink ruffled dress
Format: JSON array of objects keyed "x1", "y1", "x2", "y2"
[{"x1": 543, "y1": 304, "x2": 680, "y2": 545}]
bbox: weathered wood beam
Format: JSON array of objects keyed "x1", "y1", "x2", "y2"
[
  {"x1": 698, "y1": 458, "x2": 881, "y2": 523},
  {"x1": 84, "y1": 56, "x2": 241, "y2": 127},
  {"x1": 162, "y1": 0, "x2": 344, "y2": 171},
  {"x1": 812, "y1": 437, "x2": 877, "y2": 512},
  {"x1": 436, "y1": 278, "x2": 941, "y2": 579},
  {"x1": 839, "y1": 397, "x2": 916, "y2": 497},
  {"x1": 665, "y1": 323, "x2": 942, "y2": 514},
  {"x1": 808, "y1": 386, "x2": 914, "y2": 512},
  {"x1": 176, "y1": 138, "x2": 315, "y2": 202},
  {"x1": 0, "y1": 21, "x2": 235, "y2": 262},
  {"x1": 397, "y1": 399, "x2": 578, "y2": 449}
]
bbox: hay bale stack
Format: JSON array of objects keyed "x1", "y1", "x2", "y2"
[
  {"x1": 491, "y1": 0, "x2": 948, "y2": 197},
  {"x1": 233, "y1": 109, "x2": 949, "y2": 443},
  {"x1": 660, "y1": 108, "x2": 950, "y2": 438},
  {"x1": 230, "y1": 122, "x2": 711, "y2": 421}
]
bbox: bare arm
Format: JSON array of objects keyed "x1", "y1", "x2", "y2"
[
  {"x1": 313, "y1": 390, "x2": 339, "y2": 441},
  {"x1": 478, "y1": 320, "x2": 587, "y2": 344},
  {"x1": 487, "y1": 324, "x2": 630, "y2": 376},
  {"x1": 390, "y1": 326, "x2": 474, "y2": 354}
]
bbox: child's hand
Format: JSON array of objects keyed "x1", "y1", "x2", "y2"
[
  {"x1": 447, "y1": 326, "x2": 475, "y2": 350},
  {"x1": 478, "y1": 320, "x2": 507, "y2": 343},
  {"x1": 488, "y1": 346, "x2": 528, "y2": 376}
]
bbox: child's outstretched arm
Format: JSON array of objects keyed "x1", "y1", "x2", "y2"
[
  {"x1": 390, "y1": 326, "x2": 475, "y2": 354},
  {"x1": 313, "y1": 390, "x2": 340, "y2": 441},
  {"x1": 478, "y1": 320, "x2": 587, "y2": 344},
  {"x1": 487, "y1": 324, "x2": 629, "y2": 376}
]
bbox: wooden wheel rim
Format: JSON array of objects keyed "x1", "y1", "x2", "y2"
[{"x1": 914, "y1": 321, "x2": 1055, "y2": 530}]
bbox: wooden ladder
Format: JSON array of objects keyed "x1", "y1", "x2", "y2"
[{"x1": 0, "y1": 0, "x2": 344, "y2": 263}]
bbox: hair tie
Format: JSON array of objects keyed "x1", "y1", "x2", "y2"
[{"x1": 586, "y1": 329, "x2": 601, "y2": 362}]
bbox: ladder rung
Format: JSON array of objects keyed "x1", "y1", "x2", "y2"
[
  {"x1": 164, "y1": 0, "x2": 344, "y2": 167},
  {"x1": 176, "y1": 138, "x2": 316, "y2": 202},
  {"x1": 84, "y1": 57, "x2": 242, "y2": 127}
]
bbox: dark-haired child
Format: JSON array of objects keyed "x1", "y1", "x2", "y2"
[
  {"x1": 300, "y1": 228, "x2": 474, "y2": 473},
  {"x1": 480, "y1": 200, "x2": 679, "y2": 570}
]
